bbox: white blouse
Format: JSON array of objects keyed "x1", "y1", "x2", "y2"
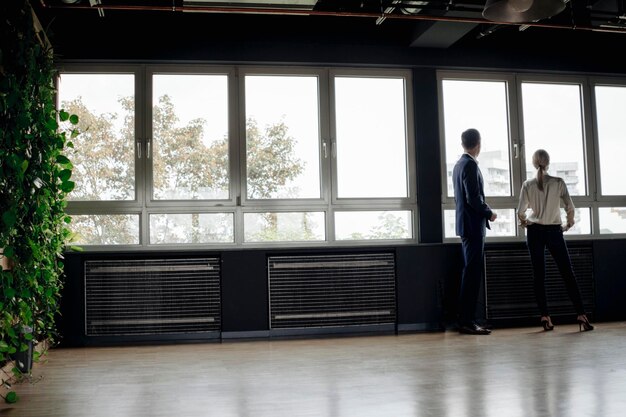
[{"x1": 517, "y1": 175, "x2": 575, "y2": 226}]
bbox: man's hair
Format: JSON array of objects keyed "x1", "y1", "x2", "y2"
[{"x1": 461, "y1": 128, "x2": 481, "y2": 150}]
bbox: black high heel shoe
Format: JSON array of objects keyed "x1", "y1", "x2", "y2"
[
  {"x1": 577, "y1": 315, "x2": 594, "y2": 332},
  {"x1": 541, "y1": 316, "x2": 554, "y2": 331}
]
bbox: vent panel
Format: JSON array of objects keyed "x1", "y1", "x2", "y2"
[
  {"x1": 485, "y1": 247, "x2": 594, "y2": 319},
  {"x1": 85, "y1": 258, "x2": 220, "y2": 336},
  {"x1": 269, "y1": 253, "x2": 396, "y2": 329}
]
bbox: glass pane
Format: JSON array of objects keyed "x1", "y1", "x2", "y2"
[
  {"x1": 599, "y1": 208, "x2": 626, "y2": 234},
  {"x1": 150, "y1": 213, "x2": 233, "y2": 244},
  {"x1": 444, "y1": 209, "x2": 517, "y2": 238},
  {"x1": 70, "y1": 215, "x2": 139, "y2": 245},
  {"x1": 244, "y1": 212, "x2": 325, "y2": 242},
  {"x1": 562, "y1": 208, "x2": 591, "y2": 235},
  {"x1": 335, "y1": 211, "x2": 412, "y2": 240},
  {"x1": 152, "y1": 74, "x2": 229, "y2": 200},
  {"x1": 486, "y1": 209, "x2": 517, "y2": 237},
  {"x1": 441, "y1": 80, "x2": 511, "y2": 197},
  {"x1": 245, "y1": 75, "x2": 320, "y2": 199},
  {"x1": 522, "y1": 83, "x2": 586, "y2": 196},
  {"x1": 335, "y1": 77, "x2": 408, "y2": 198},
  {"x1": 58, "y1": 74, "x2": 135, "y2": 201},
  {"x1": 444, "y1": 210, "x2": 456, "y2": 239},
  {"x1": 595, "y1": 85, "x2": 626, "y2": 196}
]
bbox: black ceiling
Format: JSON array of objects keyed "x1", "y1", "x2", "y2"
[{"x1": 28, "y1": 0, "x2": 626, "y2": 71}]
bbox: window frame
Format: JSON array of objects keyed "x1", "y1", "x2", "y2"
[
  {"x1": 438, "y1": 71, "x2": 521, "y2": 241},
  {"x1": 238, "y1": 66, "x2": 329, "y2": 207},
  {"x1": 145, "y1": 65, "x2": 239, "y2": 208},
  {"x1": 57, "y1": 64, "x2": 145, "y2": 212},
  {"x1": 58, "y1": 64, "x2": 418, "y2": 249},
  {"x1": 329, "y1": 68, "x2": 417, "y2": 207},
  {"x1": 588, "y1": 77, "x2": 626, "y2": 237},
  {"x1": 438, "y1": 71, "x2": 603, "y2": 241}
]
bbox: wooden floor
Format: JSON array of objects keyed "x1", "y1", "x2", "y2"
[{"x1": 2, "y1": 322, "x2": 626, "y2": 417}]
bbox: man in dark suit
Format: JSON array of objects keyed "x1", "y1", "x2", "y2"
[{"x1": 452, "y1": 128, "x2": 497, "y2": 335}]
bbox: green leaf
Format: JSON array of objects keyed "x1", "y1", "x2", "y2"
[
  {"x1": 45, "y1": 118, "x2": 59, "y2": 131},
  {"x1": 69, "y1": 114, "x2": 79, "y2": 124},
  {"x1": 21, "y1": 160, "x2": 29, "y2": 174},
  {"x1": 2, "y1": 211, "x2": 17, "y2": 228},
  {"x1": 24, "y1": 333, "x2": 34, "y2": 341},
  {"x1": 56, "y1": 155, "x2": 71, "y2": 165},
  {"x1": 58, "y1": 169, "x2": 72, "y2": 181},
  {"x1": 5, "y1": 391, "x2": 18, "y2": 404},
  {"x1": 59, "y1": 110, "x2": 69, "y2": 121},
  {"x1": 4, "y1": 287, "x2": 16, "y2": 298},
  {"x1": 2, "y1": 245, "x2": 14, "y2": 258},
  {"x1": 60, "y1": 180, "x2": 75, "y2": 193}
]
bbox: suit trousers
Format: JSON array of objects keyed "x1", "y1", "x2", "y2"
[
  {"x1": 459, "y1": 234, "x2": 485, "y2": 325},
  {"x1": 526, "y1": 224, "x2": 585, "y2": 316}
]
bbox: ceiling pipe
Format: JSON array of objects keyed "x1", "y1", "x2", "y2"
[{"x1": 38, "y1": 0, "x2": 626, "y2": 34}]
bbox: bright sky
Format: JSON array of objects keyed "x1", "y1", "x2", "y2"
[{"x1": 58, "y1": 73, "x2": 134, "y2": 134}]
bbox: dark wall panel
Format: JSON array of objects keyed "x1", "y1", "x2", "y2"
[
  {"x1": 59, "y1": 252, "x2": 85, "y2": 347},
  {"x1": 396, "y1": 244, "x2": 462, "y2": 330},
  {"x1": 593, "y1": 239, "x2": 626, "y2": 322},
  {"x1": 413, "y1": 68, "x2": 443, "y2": 244},
  {"x1": 221, "y1": 250, "x2": 269, "y2": 333}
]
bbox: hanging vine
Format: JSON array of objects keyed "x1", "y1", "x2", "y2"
[{"x1": 1, "y1": 0, "x2": 79, "y2": 399}]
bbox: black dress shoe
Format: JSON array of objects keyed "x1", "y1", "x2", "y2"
[{"x1": 458, "y1": 323, "x2": 491, "y2": 335}]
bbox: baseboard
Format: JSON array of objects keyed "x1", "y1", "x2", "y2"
[
  {"x1": 397, "y1": 322, "x2": 443, "y2": 332},
  {"x1": 220, "y1": 330, "x2": 270, "y2": 339}
]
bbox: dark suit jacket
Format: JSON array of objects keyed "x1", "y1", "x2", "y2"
[{"x1": 453, "y1": 153, "x2": 493, "y2": 238}]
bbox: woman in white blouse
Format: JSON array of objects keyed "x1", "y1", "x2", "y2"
[{"x1": 517, "y1": 149, "x2": 594, "y2": 332}]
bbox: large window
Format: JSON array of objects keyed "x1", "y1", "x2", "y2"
[
  {"x1": 439, "y1": 72, "x2": 604, "y2": 239},
  {"x1": 440, "y1": 75, "x2": 517, "y2": 239},
  {"x1": 521, "y1": 82, "x2": 587, "y2": 196},
  {"x1": 151, "y1": 73, "x2": 230, "y2": 200},
  {"x1": 334, "y1": 76, "x2": 409, "y2": 199},
  {"x1": 60, "y1": 66, "x2": 415, "y2": 247},
  {"x1": 441, "y1": 78, "x2": 512, "y2": 199},
  {"x1": 593, "y1": 82, "x2": 626, "y2": 235},
  {"x1": 594, "y1": 85, "x2": 626, "y2": 196},
  {"x1": 244, "y1": 74, "x2": 321, "y2": 200},
  {"x1": 58, "y1": 73, "x2": 136, "y2": 201}
]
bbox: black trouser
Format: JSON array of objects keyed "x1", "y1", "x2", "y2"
[
  {"x1": 526, "y1": 224, "x2": 585, "y2": 316},
  {"x1": 459, "y1": 234, "x2": 485, "y2": 325}
]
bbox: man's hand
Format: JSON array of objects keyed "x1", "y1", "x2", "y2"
[{"x1": 489, "y1": 213, "x2": 498, "y2": 222}]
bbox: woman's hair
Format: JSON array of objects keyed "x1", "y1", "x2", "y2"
[{"x1": 532, "y1": 149, "x2": 550, "y2": 191}]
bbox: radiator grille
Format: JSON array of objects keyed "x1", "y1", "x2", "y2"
[
  {"x1": 268, "y1": 253, "x2": 396, "y2": 329},
  {"x1": 85, "y1": 258, "x2": 221, "y2": 336},
  {"x1": 485, "y1": 247, "x2": 594, "y2": 319}
]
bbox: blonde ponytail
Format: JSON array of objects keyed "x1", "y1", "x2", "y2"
[{"x1": 532, "y1": 149, "x2": 550, "y2": 191}]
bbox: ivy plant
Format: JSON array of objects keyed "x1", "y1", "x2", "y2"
[{"x1": 1, "y1": 0, "x2": 79, "y2": 389}]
